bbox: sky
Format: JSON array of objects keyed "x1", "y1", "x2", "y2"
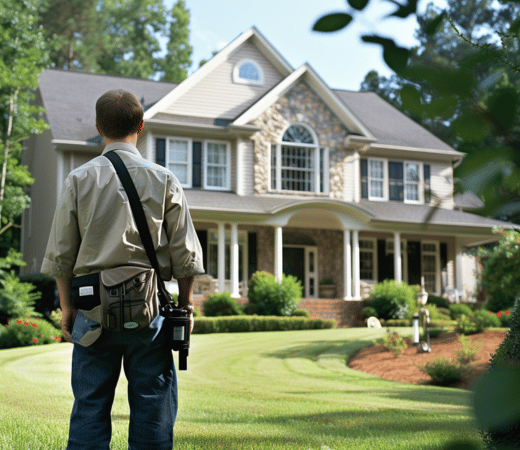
[{"x1": 162, "y1": 0, "x2": 447, "y2": 92}]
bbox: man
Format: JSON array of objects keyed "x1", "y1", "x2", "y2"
[{"x1": 41, "y1": 89, "x2": 204, "y2": 450}]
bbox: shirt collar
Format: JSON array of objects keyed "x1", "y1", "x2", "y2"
[{"x1": 102, "y1": 142, "x2": 140, "y2": 156}]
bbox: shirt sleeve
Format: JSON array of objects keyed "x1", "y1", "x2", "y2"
[
  {"x1": 164, "y1": 177, "x2": 205, "y2": 279},
  {"x1": 40, "y1": 178, "x2": 81, "y2": 278}
]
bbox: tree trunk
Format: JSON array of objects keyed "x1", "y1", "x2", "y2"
[{"x1": 0, "y1": 91, "x2": 17, "y2": 226}]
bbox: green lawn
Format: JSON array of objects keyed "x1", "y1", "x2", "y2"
[{"x1": 0, "y1": 327, "x2": 485, "y2": 450}]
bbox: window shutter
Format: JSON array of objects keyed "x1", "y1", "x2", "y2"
[
  {"x1": 389, "y1": 161, "x2": 404, "y2": 201},
  {"x1": 248, "y1": 232, "x2": 257, "y2": 279},
  {"x1": 424, "y1": 164, "x2": 431, "y2": 203},
  {"x1": 361, "y1": 159, "x2": 368, "y2": 199},
  {"x1": 192, "y1": 141, "x2": 202, "y2": 188},
  {"x1": 155, "y1": 138, "x2": 166, "y2": 167}
]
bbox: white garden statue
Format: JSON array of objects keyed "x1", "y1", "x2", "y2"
[{"x1": 367, "y1": 316, "x2": 382, "y2": 328}]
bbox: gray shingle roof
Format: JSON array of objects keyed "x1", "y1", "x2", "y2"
[
  {"x1": 38, "y1": 69, "x2": 177, "y2": 143},
  {"x1": 183, "y1": 190, "x2": 513, "y2": 229}
]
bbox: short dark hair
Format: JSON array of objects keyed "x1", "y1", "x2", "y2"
[{"x1": 95, "y1": 90, "x2": 144, "y2": 140}]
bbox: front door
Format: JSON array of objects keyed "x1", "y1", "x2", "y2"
[{"x1": 283, "y1": 246, "x2": 318, "y2": 298}]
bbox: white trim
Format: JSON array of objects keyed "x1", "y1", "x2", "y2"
[
  {"x1": 144, "y1": 27, "x2": 293, "y2": 120},
  {"x1": 218, "y1": 223, "x2": 226, "y2": 292},
  {"x1": 275, "y1": 226, "x2": 283, "y2": 282},
  {"x1": 203, "y1": 139, "x2": 231, "y2": 191},
  {"x1": 343, "y1": 230, "x2": 352, "y2": 300},
  {"x1": 353, "y1": 231, "x2": 361, "y2": 298},
  {"x1": 354, "y1": 152, "x2": 360, "y2": 203},
  {"x1": 231, "y1": 224, "x2": 240, "y2": 298},
  {"x1": 236, "y1": 139, "x2": 244, "y2": 196},
  {"x1": 421, "y1": 240, "x2": 441, "y2": 295},
  {"x1": 233, "y1": 64, "x2": 374, "y2": 138},
  {"x1": 403, "y1": 160, "x2": 423, "y2": 204},
  {"x1": 368, "y1": 143, "x2": 464, "y2": 162},
  {"x1": 233, "y1": 59, "x2": 264, "y2": 85},
  {"x1": 146, "y1": 132, "x2": 153, "y2": 161}
]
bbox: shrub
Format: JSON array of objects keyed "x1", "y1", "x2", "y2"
[
  {"x1": 380, "y1": 319, "x2": 410, "y2": 327},
  {"x1": 449, "y1": 303, "x2": 474, "y2": 320},
  {"x1": 246, "y1": 271, "x2": 302, "y2": 316},
  {"x1": 193, "y1": 308, "x2": 202, "y2": 317},
  {"x1": 453, "y1": 335, "x2": 481, "y2": 365},
  {"x1": 473, "y1": 309, "x2": 501, "y2": 330},
  {"x1": 361, "y1": 306, "x2": 378, "y2": 319},
  {"x1": 48, "y1": 308, "x2": 62, "y2": 329},
  {"x1": 203, "y1": 292, "x2": 243, "y2": 317},
  {"x1": 374, "y1": 328, "x2": 408, "y2": 358},
  {"x1": 426, "y1": 295, "x2": 450, "y2": 309},
  {"x1": 416, "y1": 356, "x2": 475, "y2": 386},
  {"x1": 0, "y1": 271, "x2": 42, "y2": 324},
  {"x1": 455, "y1": 314, "x2": 479, "y2": 335},
  {"x1": 291, "y1": 308, "x2": 310, "y2": 317},
  {"x1": 368, "y1": 280, "x2": 417, "y2": 321},
  {"x1": 193, "y1": 315, "x2": 336, "y2": 334},
  {"x1": 0, "y1": 317, "x2": 62, "y2": 349},
  {"x1": 480, "y1": 298, "x2": 520, "y2": 449},
  {"x1": 19, "y1": 273, "x2": 57, "y2": 317}
]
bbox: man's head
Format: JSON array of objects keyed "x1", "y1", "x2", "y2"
[{"x1": 95, "y1": 90, "x2": 144, "y2": 140}]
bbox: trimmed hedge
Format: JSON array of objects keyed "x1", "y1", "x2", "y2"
[{"x1": 193, "y1": 315, "x2": 336, "y2": 334}]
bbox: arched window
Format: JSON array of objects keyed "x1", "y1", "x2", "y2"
[
  {"x1": 233, "y1": 60, "x2": 263, "y2": 85},
  {"x1": 270, "y1": 124, "x2": 329, "y2": 193}
]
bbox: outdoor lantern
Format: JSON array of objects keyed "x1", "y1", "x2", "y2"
[{"x1": 415, "y1": 283, "x2": 431, "y2": 353}]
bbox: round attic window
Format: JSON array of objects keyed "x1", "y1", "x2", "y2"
[{"x1": 234, "y1": 60, "x2": 263, "y2": 85}]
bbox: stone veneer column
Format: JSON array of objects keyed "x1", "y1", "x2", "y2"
[
  {"x1": 218, "y1": 222, "x2": 226, "y2": 292},
  {"x1": 352, "y1": 230, "x2": 361, "y2": 299},
  {"x1": 343, "y1": 229, "x2": 352, "y2": 300},
  {"x1": 231, "y1": 223, "x2": 240, "y2": 298},
  {"x1": 274, "y1": 226, "x2": 283, "y2": 282},
  {"x1": 394, "y1": 231, "x2": 402, "y2": 283}
]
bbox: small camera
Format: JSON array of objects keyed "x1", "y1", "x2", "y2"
[{"x1": 161, "y1": 304, "x2": 191, "y2": 370}]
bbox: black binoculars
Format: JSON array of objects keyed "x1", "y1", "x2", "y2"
[{"x1": 161, "y1": 305, "x2": 191, "y2": 371}]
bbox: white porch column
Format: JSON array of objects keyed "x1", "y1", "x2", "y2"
[
  {"x1": 394, "y1": 231, "x2": 402, "y2": 283},
  {"x1": 218, "y1": 222, "x2": 226, "y2": 292},
  {"x1": 343, "y1": 229, "x2": 352, "y2": 300},
  {"x1": 455, "y1": 237, "x2": 464, "y2": 300},
  {"x1": 236, "y1": 139, "x2": 244, "y2": 196},
  {"x1": 352, "y1": 230, "x2": 361, "y2": 298},
  {"x1": 274, "y1": 226, "x2": 283, "y2": 282},
  {"x1": 231, "y1": 223, "x2": 240, "y2": 298}
]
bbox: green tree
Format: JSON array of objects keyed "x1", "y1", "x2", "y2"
[{"x1": 160, "y1": 0, "x2": 192, "y2": 82}]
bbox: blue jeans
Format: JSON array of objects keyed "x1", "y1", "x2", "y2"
[{"x1": 67, "y1": 313, "x2": 177, "y2": 450}]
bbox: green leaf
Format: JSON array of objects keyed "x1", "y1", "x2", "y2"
[
  {"x1": 452, "y1": 110, "x2": 490, "y2": 142},
  {"x1": 472, "y1": 367, "x2": 520, "y2": 433},
  {"x1": 400, "y1": 85, "x2": 422, "y2": 115},
  {"x1": 424, "y1": 11, "x2": 446, "y2": 36},
  {"x1": 427, "y1": 96, "x2": 458, "y2": 117},
  {"x1": 346, "y1": 0, "x2": 370, "y2": 11},
  {"x1": 313, "y1": 13, "x2": 353, "y2": 32},
  {"x1": 509, "y1": 17, "x2": 520, "y2": 35},
  {"x1": 487, "y1": 86, "x2": 519, "y2": 134},
  {"x1": 361, "y1": 35, "x2": 410, "y2": 73},
  {"x1": 386, "y1": 0, "x2": 419, "y2": 18}
]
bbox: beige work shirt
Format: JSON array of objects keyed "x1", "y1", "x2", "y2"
[{"x1": 41, "y1": 143, "x2": 205, "y2": 281}]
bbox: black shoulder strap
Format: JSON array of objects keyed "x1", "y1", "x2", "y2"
[{"x1": 104, "y1": 150, "x2": 172, "y2": 307}]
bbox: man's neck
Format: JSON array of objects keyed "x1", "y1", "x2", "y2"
[{"x1": 104, "y1": 134, "x2": 138, "y2": 146}]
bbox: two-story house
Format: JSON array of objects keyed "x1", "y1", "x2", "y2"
[{"x1": 23, "y1": 27, "x2": 513, "y2": 311}]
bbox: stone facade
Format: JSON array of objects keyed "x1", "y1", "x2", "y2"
[{"x1": 251, "y1": 81, "x2": 350, "y2": 199}]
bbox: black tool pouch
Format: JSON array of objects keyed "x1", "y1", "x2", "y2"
[{"x1": 70, "y1": 273, "x2": 100, "y2": 310}]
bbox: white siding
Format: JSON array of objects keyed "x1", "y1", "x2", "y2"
[
  {"x1": 136, "y1": 133, "x2": 148, "y2": 159},
  {"x1": 241, "y1": 139, "x2": 255, "y2": 196},
  {"x1": 343, "y1": 153, "x2": 356, "y2": 202},
  {"x1": 430, "y1": 162, "x2": 454, "y2": 209},
  {"x1": 164, "y1": 41, "x2": 284, "y2": 119}
]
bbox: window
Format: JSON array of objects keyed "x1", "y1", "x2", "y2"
[
  {"x1": 359, "y1": 239, "x2": 376, "y2": 281},
  {"x1": 404, "y1": 162, "x2": 421, "y2": 202},
  {"x1": 167, "y1": 138, "x2": 191, "y2": 187},
  {"x1": 270, "y1": 124, "x2": 328, "y2": 194},
  {"x1": 205, "y1": 141, "x2": 230, "y2": 190},
  {"x1": 368, "y1": 159, "x2": 385, "y2": 200},
  {"x1": 233, "y1": 60, "x2": 264, "y2": 85},
  {"x1": 207, "y1": 229, "x2": 247, "y2": 281},
  {"x1": 422, "y1": 241, "x2": 439, "y2": 294}
]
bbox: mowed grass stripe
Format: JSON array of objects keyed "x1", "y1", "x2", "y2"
[{"x1": 0, "y1": 328, "x2": 484, "y2": 449}]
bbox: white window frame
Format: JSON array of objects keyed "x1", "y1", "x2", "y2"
[
  {"x1": 386, "y1": 238, "x2": 408, "y2": 284},
  {"x1": 166, "y1": 137, "x2": 192, "y2": 188},
  {"x1": 203, "y1": 140, "x2": 231, "y2": 191},
  {"x1": 367, "y1": 158, "x2": 387, "y2": 201},
  {"x1": 233, "y1": 59, "x2": 264, "y2": 85},
  {"x1": 404, "y1": 160, "x2": 423, "y2": 204},
  {"x1": 269, "y1": 124, "x2": 329, "y2": 195},
  {"x1": 421, "y1": 240, "x2": 441, "y2": 295},
  {"x1": 359, "y1": 237, "x2": 378, "y2": 282}
]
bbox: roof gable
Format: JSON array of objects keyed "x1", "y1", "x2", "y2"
[{"x1": 144, "y1": 27, "x2": 293, "y2": 121}]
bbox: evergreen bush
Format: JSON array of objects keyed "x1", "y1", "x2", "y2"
[
  {"x1": 479, "y1": 298, "x2": 520, "y2": 449},
  {"x1": 449, "y1": 303, "x2": 474, "y2": 320},
  {"x1": 203, "y1": 292, "x2": 243, "y2": 317},
  {"x1": 416, "y1": 356, "x2": 475, "y2": 386},
  {"x1": 426, "y1": 295, "x2": 450, "y2": 309},
  {"x1": 291, "y1": 308, "x2": 310, "y2": 317},
  {"x1": 246, "y1": 271, "x2": 302, "y2": 316},
  {"x1": 19, "y1": 273, "x2": 57, "y2": 317},
  {"x1": 0, "y1": 271, "x2": 41, "y2": 324},
  {"x1": 368, "y1": 280, "x2": 417, "y2": 321},
  {"x1": 361, "y1": 306, "x2": 378, "y2": 319}
]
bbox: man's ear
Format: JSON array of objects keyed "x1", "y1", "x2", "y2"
[
  {"x1": 95, "y1": 123, "x2": 102, "y2": 136},
  {"x1": 137, "y1": 121, "x2": 144, "y2": 135}
]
